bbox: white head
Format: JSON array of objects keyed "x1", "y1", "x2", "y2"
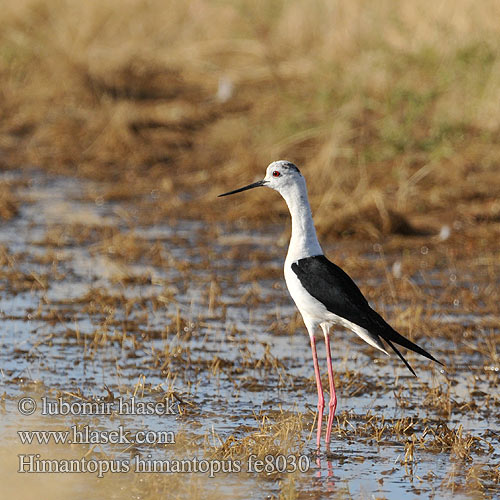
[{"x1": 218, "y1": 160, "x2": 304, "y2": 198}]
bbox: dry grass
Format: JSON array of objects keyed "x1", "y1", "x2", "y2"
[
  {"x1": 1, "y1": 182, "x2": 498, "y2": 498},
  {"x1": 1, "y1": 3, "x2": 500, "y2": 498},
  {"x1": 207, "y1": 409, "x2": 307, "y2": 461},
  {"x1": 0, "y1": 180, "x2": 19, "y2": 220},
  {"x1": 1, "y1": 0, "x2": 500, "y2": 238}
]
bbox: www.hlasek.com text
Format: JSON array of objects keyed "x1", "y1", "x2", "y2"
[{"x1": 18, "y1": 425, "x2": 175, "y2": 446}]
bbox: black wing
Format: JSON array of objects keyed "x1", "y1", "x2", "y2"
[{"x1": 291, "y1": 255, "x2": 442, "y2": 375}]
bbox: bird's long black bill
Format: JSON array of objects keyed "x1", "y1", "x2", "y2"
[{"x1": 218, "y1": 180, "x2": 266, "y2": 197}]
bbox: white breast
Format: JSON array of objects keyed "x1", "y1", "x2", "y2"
[{"x1": 284, "y1": 262, "x2": 329, "y2": 325}]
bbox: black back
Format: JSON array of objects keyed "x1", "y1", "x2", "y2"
[{"x1": 291, "y1": 255, "x2": 442, "y2": 374}]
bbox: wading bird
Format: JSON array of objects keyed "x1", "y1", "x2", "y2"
[{"x1": 219, "y1": 161, "x2": 442, "y2": 449}]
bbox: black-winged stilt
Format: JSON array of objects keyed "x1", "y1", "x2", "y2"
[{"x1": 218, "y1": 160, "x2": 442, "y2": 449}]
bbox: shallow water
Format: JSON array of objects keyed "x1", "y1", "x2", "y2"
[{"x1": 0, "y1": 171, "x2": 498, "y2": 499}]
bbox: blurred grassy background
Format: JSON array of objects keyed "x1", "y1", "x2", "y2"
[{"x1": 1, "y1": 0, "x2": 500, "y2": 238}]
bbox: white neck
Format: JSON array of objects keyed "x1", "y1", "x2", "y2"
[{"x1": 281, "y1": 179, "x2": 323, "y2": 262}]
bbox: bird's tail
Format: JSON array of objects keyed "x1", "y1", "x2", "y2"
[{"x1": 374, "y1": 316, "x2": 443, "y2": 377}]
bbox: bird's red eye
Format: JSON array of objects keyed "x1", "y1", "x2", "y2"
[{"x1": 272, "y1": 171, "x2": 281, "y2": 177}]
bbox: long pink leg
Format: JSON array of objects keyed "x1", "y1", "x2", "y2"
[
  {"x1": 310, "y1": 335, "x2": 324, "y2": 449},
  {"x1": 323, "y1": 327, "x2": 337, "y2": 447}
]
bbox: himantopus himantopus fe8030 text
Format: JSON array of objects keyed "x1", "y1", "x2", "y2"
[{"x1": 219, "y1": 160, "x2": 442, "y2": 449}]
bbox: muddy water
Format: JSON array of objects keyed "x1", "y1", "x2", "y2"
[{"x1": 0, "y1": 171, "x2": 498, "y2": 499}]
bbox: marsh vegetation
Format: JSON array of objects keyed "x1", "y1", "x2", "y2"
[{"x1": 0, "y1": 1, "x2": 499, "y2": 498}]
